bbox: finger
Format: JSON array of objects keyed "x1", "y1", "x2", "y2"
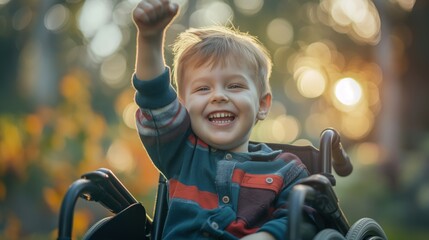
[
  {"x1": 133, "y1": 7, "x2": 150, "y2": 24},
  {"x1": 168, "y1": 2, "x2": 179, "y2": 17},
  {"x1": 158, "y1": 0, "x2": 178, "y2": 18},
  {"x1": 139, "y1": 1, "x2": 158, "y2": 22}
]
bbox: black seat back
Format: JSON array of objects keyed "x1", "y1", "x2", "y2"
[{"x1": 263, "y1": 142, "x2": 320, "y2": 175}]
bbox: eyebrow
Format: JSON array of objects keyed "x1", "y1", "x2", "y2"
[{"x1": 191, "y1": 73, "x2": 249, "y2": 82}]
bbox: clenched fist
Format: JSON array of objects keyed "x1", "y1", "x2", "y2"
[{"x1": 133, "y1": 0, "x2": 179, "y2": 38}]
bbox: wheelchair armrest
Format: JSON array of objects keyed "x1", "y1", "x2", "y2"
[
  {"x1": 82, "y1": 202, "x2": 150, "y2": 240},
  {"x1": 81, "y1": 168, "x2": 138, "y2": 213},
  {"x1": 93, "y1": 168, "x2": 139, "y2": 204},
  {"x1": 288, "y1": 174, "x2": 350, "y2": 240},
  {"x1": 58, "y1": 169, "x2": 151, "y2": 240}
]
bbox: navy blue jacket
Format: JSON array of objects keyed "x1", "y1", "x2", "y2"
[{"x1": 133, "y1": 68, "x2": 309, "y2": 239}]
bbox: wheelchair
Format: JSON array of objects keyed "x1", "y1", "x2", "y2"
[{"x1": 57, "y1": 128, "x2": 388, "y2": 240}]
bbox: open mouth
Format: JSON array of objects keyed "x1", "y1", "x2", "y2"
[{"x1": 208, "y1": 112, "x2": 236, "y2": 125}]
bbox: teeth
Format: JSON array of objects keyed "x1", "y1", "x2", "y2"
[
  {"x1": 209, "y1": 112, "x2": 233, "y2": 119},
  {"x1": 211, "y1": 120, "x2": 231, "y2": 124}
]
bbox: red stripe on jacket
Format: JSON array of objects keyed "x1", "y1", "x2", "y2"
[
  {"x1": 169, "y1": 179, "x2": 218, "y2": 209},
  {"x1": 231, "y1": 169, "x2": 284, "y2": 194}
]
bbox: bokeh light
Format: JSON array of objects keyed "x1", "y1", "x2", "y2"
[
  {"x1": 113, "y1": 1, "x2": 136, "y2": 27},
  {"x1": 107, "y1": 140, "x2": 135, "y2": 173},
  {"x1": 12, "y1": 7, "x2": 32, "y2": 31},
  {"x1": 0, "y1": 0, "x2": 10, "y2": 5},
  {"x1": 319, "y1": 0, "x2": 381, "y2": 44},
  {"x1": 353, "y1": 142, "x2": 382, "y2": 165},
  {"x1": 123, "y1": 102, "x2": 139, "y2": 130},
  {"x1": 252, "y1": 114, "x2": 300, "y2": 144},
  {"x1": 100, "y1": 53, "x2": 128, "y2": 88},
  {"x1": 267, "y1": 18, "x2": 294, "y2": 45},
  {"x1": 233, "y1": 0, "x2": 264, "y2": 16},
  {"x1": 273, "y1": 115, "x2": 300, "y2": 143},
  {"x1": 89, "y1": 23, "x2": 122, "y2": 58},
  {"x1": 44, "y1": 4, "x2": 70, "y2": 32},
  {"x1": 78, "y1": 0, "x2": 113, "y2": 39},
  {"x1": 341, "y1": 109, "x2": 374, "y2": 139},
  {"x1": 334, "y1": 77, "x2": 362, "y2": 106},
  {"x1": 395, "y1": 0, "x2": 416, "y2": 11},
  {"x1": 296, "y1": 67, "x2": 326, "y2": 98},
  {"x1": 189, "y1": 1, "x2": 233, "y2": 27}
]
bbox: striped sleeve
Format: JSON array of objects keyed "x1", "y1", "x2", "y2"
[
  {"x1": 135, "y1": 100, "x2": 187, "y2": 137},
  {"x1": 132, "y1": 68, "x2": 176, "y2": 109}
]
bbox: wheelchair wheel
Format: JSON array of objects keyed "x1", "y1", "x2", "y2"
[
  {"x1": 313, "y1": 229, "x2": 346, "y2": 240},
  {"x1": 346, "y1": 218, "x2": 387, "y2": 240}
]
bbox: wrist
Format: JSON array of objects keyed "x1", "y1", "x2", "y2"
[{"x1": 137, "y1": 30, "x2": 164, "y2": 44}]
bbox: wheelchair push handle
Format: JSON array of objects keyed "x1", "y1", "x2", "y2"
[{"x1": 320, "y1": 128, "x2": 353, "y2": 176}]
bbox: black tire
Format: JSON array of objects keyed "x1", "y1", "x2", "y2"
[
  {"x1": 313, "y1": 229, "x2": 346, "y2": 240},
  {"x1": 346, "y1": 218, "x2": 388, "y2": 240}
]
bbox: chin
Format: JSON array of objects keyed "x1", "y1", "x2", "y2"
[{"x1": 210, "y1": 140, "x2": 246, "y2": 152}]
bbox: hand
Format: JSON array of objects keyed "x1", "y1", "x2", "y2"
[
  {"x1": 132, "y1": 0, "x2": 179, "y2": 38},
  {"x1": 240, "y1": 232, "x2": 276, "y2": 240}
]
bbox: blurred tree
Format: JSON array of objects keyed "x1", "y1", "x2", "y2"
[
  {"x1": 402, "y1": 1, "x2": 429, "y2": 147},
  {"x1": 0, "y1": 0, "x2": 23, "y2": 113}
]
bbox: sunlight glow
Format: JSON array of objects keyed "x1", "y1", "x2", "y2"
[{"x1": 334, "y1": 77, "x2": 362, "y2": 106}]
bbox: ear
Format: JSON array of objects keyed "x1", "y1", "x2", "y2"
[{"x1": 257, "y1": 93, "x2": 272, "y2": 120}]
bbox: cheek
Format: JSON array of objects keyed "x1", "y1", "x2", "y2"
[
  {"x1": 184, "y1": 98, "x2": 203, "y2": 116},
  {"x1": 237, "y1": 95, "x2": 259, "y2": 112}
]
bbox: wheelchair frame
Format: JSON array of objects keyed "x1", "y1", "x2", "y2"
[{"x1": 57, "y1": 128, "x2": 387, "y2": 240}]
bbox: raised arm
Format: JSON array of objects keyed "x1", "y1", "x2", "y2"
[{"x1": 132, "y1": 0, "x2": 178, "y2": 80}]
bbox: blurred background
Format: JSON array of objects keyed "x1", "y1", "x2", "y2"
[{"x1": 1, "y1": 0, "x2": 428, "y2": 239}]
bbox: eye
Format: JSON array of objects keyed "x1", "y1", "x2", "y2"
[
  {"x1": 195, "y1": 86, "x2": 210, "y2": 92},
  {"x1": 228, "y1": 83, "x2": 245, "y2": 89}
]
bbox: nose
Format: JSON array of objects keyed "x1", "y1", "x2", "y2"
[{"x1": 210, "y1": 88, "x2": 229, "y2": 103}]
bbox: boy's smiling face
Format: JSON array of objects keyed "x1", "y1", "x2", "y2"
[{"x1": 180, "y1": 60, "x2": 271, "y2": 153}]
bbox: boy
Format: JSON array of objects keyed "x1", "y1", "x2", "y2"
[{"x1": 131, "y1": 0, "x2": 309, "y2": 239}]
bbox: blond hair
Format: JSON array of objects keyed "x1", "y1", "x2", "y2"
[{"x1": 172, "y1": 26, "x2": 272, "y2": 97}]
